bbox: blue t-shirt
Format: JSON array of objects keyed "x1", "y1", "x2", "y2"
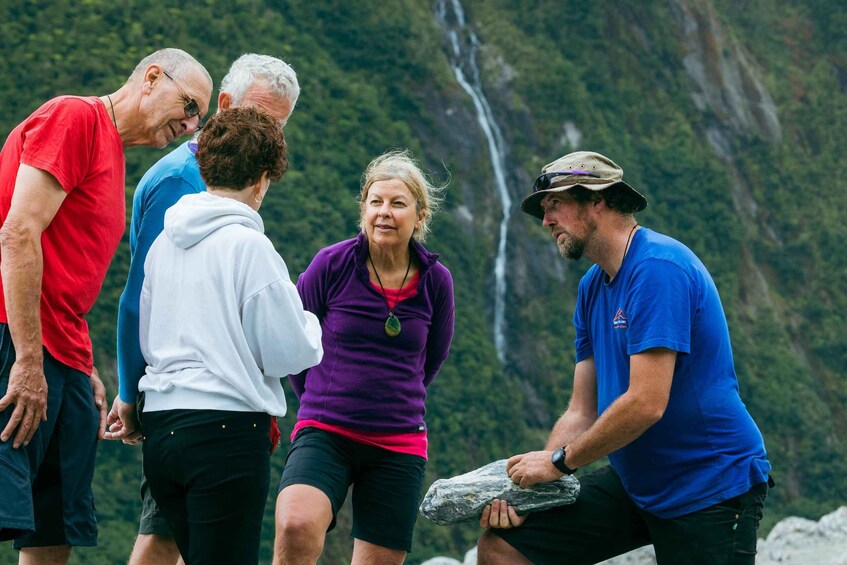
[
  {"x1": 116, "y1": 141, "x2": 204, "y2": 402},
  {"x1": 574, "y1": 228, "x2": 770, "y2": 518}
]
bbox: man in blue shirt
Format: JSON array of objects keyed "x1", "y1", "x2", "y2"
[
  {"x1": 104, "y1": 53, "x2": 300, "y2": 565},
  {"x1": 477, "y1": 151, "x2": 771, "y2": 564}
]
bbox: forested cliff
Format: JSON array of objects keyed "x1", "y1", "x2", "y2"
[{"x1": 1, "y1": 0, "x2": 845, "y2": 562}]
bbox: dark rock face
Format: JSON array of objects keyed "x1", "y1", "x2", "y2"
[{"x1": 419, "y1": 459, "x2": 580, "y2": 526}]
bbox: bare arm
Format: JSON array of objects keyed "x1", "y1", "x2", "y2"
[
  {"x1": 564, "y1": 348, "x2": 676, "y2": 469},
  {"x1": 507, "y1": 348, "x2": 676, "y2": 489},
  {"x1": 501, "y1": 358, "x2": 599, "y2": 490},
  {"x1": 0, "y1": 164, "x2": 66, "y2": 448},
  {"x1": 482, "y1": 359, "x2": 598, "y2": 529},
  {"x1": 545, "y1": 357, "x2": 598, "y2": 449},
  {"x1": 485, "y1": 349, "x2": 676, "y2": 530}
]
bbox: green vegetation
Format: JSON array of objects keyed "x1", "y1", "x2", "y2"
[{"x1": 1, "y1": 0, "x2": 844, "y2": 562}]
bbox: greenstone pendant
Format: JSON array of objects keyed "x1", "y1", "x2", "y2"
[{"x1": 384, "y1": 312, "x2": 401, "y2": 337}]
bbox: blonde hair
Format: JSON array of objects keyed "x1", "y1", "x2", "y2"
[{"x1": 358, "y1": 150, "x2": 446, "y2": 242}]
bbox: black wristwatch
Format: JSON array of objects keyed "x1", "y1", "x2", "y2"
[{"x1": 551, "y1": 446, "x2": 578, "y2": 475}]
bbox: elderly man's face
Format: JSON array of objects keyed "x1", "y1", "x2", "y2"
[
  {"x1": 142, "y1": 66, "x2": 212, "y2": 148},
  {"x1": 235, "y1": 83, "x2": 293, "y2": 126}
]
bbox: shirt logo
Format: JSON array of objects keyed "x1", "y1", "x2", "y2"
[{"x1": 613, "y1": 309, "x2": 628, "y2": 329}]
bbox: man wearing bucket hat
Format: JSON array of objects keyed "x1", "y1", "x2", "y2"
[{"x1": 477, "y1": 151, "x2": 772, "y2": 564}]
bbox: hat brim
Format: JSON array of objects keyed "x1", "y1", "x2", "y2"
[{"x1": 520, "y1": 181, "x2": 647, "y2": 220}]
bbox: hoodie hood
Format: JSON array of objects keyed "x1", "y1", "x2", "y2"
[{"x1": 164, "y1": 192, "x2": 265, "y2": 249}]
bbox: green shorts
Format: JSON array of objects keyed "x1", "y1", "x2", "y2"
[{"x1": 138, "y1": 471, "x2": 173, "y2": 537}]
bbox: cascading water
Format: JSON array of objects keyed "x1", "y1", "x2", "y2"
[{"x1": 435, "y1": 0, "x2": 512, "y2": 363}]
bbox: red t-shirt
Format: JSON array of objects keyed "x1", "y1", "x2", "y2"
[{"x1": 0, "y1": 96, "x2": 125, "y2": 374}]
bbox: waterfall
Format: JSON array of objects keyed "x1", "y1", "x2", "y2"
[{"x1": 435, "y1": 0, "x2": 512, "y2": 363}]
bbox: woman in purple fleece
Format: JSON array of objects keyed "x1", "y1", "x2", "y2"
[{"x1": 273, "y1": 150, "x2": 455, "y2": 564}]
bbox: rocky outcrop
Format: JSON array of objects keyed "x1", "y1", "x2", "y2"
[
  {"x1": 670, "y1": 0, "x2": 782, "y2": 143},
  {"x1": 757, "y1": 506, "x2": 847, "y2": 565},
  {"x1": 419, "y1": 459, "x2": 580, "y2": 526}
]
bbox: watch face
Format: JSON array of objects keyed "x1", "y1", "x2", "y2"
[
  {"x1": 551, "y1": 447, "x2": 573, "y2": 474},
  {"x1": 551, "y1": 448, "x2": 566, "y2": 470}
]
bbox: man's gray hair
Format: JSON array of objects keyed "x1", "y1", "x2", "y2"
[
  {"x1": 220, "y1": 53, "x2": 300, "y2": 111},
  {"x1": 130, "y1": 48, "x2": 211, "y2": 85}
]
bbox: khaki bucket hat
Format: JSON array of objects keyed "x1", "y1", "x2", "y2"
[{"x1": 520, "y1": 151, "x2": 647, "y2": 220}]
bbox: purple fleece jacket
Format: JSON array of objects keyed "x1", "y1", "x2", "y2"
[{"x1": 291, "y1": 232, "x2": 455, "y2": 432}]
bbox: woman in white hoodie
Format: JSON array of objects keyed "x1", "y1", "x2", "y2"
[{"x1": 136, "y1": 107, "x2": 323, "y2": 564}]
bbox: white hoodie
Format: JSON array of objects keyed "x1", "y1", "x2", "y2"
[{"x1": 138, "y1": 192, "x2": 323, "y2": 417}]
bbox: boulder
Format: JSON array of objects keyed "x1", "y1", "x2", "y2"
[
  {"x1": 420, "y1": 459, "x2": 580, "y2": 526},
  {"x1": 756, "y1": 506, "x2": 847, "y2": 565}
]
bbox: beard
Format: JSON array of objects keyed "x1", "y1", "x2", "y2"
[
  {"x1": 555, "y1": 216, "x2": 596, "y2": 260},
  {"x1": 558, "y1": 234, "x2": 586, "y2": 260}
]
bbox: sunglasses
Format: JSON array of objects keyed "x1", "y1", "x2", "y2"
[
  {"x1": 533, "y1": 170, "x2": 601, "y2": 193},
  {"x1": 162, "y1": 70, "x2": 203, "y2": 125}
]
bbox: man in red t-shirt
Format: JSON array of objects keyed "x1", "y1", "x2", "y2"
[{"x1": 0, "y1": 47, "x2": 212, "y2": 563}]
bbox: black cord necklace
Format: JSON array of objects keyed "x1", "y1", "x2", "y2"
[
  {"x1": 623, "y1": 224, "x2": 638, "y2": 261},
  {"x1": 607, "y1": 224, "x2": 639, "y2": 284},
  {"x1": 106, "y1": 95, "x2": 118, "y2": 130},
  {"x1": 368, "y1": 251, "x2": 412, "y2": 337}
]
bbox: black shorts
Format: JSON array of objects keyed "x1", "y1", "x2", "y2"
[
  {"x1": 141, "y1": 409, "x2": 270, "y2": 564},
  {"x1": 0, "y1": 323, "x2": 99, "y2": 548},
  {"x1": 493, "y1": 465, "x2": 769, "y2": 565},
  {"x1": 278, "y1": 426, "x2": 426, "y2": 552}
]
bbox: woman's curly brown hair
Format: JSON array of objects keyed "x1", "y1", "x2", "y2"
[{"x1": 196, "y1": 107, "x2": 288, "y2": 190}]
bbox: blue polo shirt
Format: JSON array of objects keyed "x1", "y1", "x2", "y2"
[
  {"x1": 574, "y1": 228, "x2": 770, "y2": 518},
  {"x1": 116, "y1": 141, "x2": 204, "y2": 402}
]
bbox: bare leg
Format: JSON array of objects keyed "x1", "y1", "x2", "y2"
[
  {"x1": 477, "y1": 530, "x2": 533, "y2": 565},
  {"x1": 273, "y1": 485, "x2": 333, "y2": 565},
  {"x1": 350, "y1": 538, "x2": 406, "y2": 565},
  {"x1": 128, "y1": 533, "x2": 182, "y2": 565},
  {"x1": 18, "y1": 545, "x2": 71, "y2": 565}
]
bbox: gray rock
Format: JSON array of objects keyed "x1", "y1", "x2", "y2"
[
  {"x1": 757, "y1": 506, "x2": 847, "y2": 565},
  {"x1": 597, "y1": 545, "x2": 656, "y2": 564},
  {"x1": 420, "y1": 558, "x2": 462, "y2": 565},
  {"x1": 419, "y1": 459, "x2": 580, "y2": 526}
]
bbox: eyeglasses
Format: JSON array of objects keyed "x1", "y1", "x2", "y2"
[
  {"x1": 533, "y1": 170, "x2": 601, "y2": 193},
  {"x1": 162, "y1": 70, "x2": 203, "y2": 125}
]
